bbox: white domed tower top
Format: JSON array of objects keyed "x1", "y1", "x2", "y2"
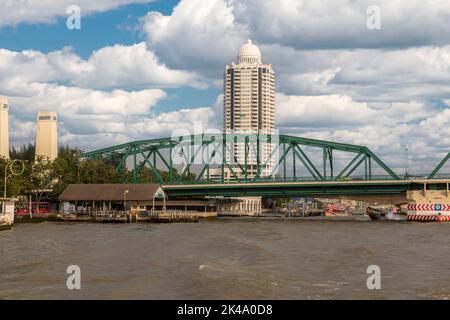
[{"x1": 237, "y1": 39, "x2": 262, "y2": 64}]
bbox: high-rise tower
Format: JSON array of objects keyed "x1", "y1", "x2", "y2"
[
  {"x1": 224, "y1": 40, "x2": 275, "y2": 134},
  {"x1": 223, "y1": 40, "x2": 275, "y2": 178},
  {"x1": 0, "y1": 97, "x2": 9, "y2": 159},
  {"x1": 35, "y1": 111, "x2": 58, "y2": 161}
]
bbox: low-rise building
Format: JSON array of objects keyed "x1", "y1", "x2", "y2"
[
  {"x1": 58, "y1": 184, "x2": 216, "y2": 214},
  {"x1": 59, "y1": 184, "x2": 166, "y2": 214}
]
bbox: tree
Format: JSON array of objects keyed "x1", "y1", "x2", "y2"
[
  {"x1": 29, "y1": 155, "x2": 58, "y2": 205},
  {"x1": 10, "y1": 143, "x2": 35, "y2": 162},
  {"x1": 52, "y1": 148, "x2": 121, "y2": 197}
]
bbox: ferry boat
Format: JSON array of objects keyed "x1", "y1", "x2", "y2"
[
  {"x1": 366, "y1": 206, "x2": 407, "y2": 221},
  {"x1": 407, "y1": 203, "x2": 450, "y2": 222}
]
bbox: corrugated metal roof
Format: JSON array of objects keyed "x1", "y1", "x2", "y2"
[{"x1": 59, "y1": 184, "x2": 164, "y2": 201}]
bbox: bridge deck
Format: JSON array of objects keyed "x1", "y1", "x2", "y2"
[{"x1": 163, "y1": 179, "x2": 450, "y2": 199}]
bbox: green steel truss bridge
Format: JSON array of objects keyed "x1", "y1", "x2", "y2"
[{"x1": 83, "y1": 134, "x2": 450, "y2": 198}]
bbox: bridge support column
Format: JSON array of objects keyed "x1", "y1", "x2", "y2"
[
  {"x1": 407, "y1": 188, "x2": 450, "y2": 204},
  {"x1": 424, "y1": 183, "x2": 427, "y2": 201}
]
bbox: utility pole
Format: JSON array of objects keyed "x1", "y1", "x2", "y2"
[{"x1": 404, "y1": 145, "x2": 409, "y2": 179}]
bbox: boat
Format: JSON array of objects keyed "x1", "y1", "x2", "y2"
[
  {"x1": 324, "y1": 204, "x2": 351, "y2": 216},
  {"x1": 366, "y1": 206, "x2": 407, "y2": 221},
  {"x1": 0, "y1": 198, "x2": 16, "y2": 231},
  {"x1": 407, "y1": 203, "x2": 450, "y2": 222},
  {"x1": 0, "y1": 211, "x2": 14, "y2": 230}
]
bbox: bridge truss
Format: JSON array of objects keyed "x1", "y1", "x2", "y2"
[
  {"x1": 428, "y1": 151, "x2": 450, "y2": 179},
  {"x1": 83, "y1": 134, "x2": 401, "y2": 184}
]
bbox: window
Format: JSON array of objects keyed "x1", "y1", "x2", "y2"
[
  {"x1": 39, "y1": 116, "x2": 56, "y2": 121},
  {"x1": 3, "y1": 104, "x2": 8, "y2": 109}
]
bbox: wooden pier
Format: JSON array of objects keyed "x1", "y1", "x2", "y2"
[
  {"x1": 57, "y1": 210, "x2": 205, "y2": 223},
  {"x1": 136, "y1": 210, "x2": 199, "y2": 223}
]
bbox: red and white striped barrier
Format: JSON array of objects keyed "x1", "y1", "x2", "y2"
[
  {"x1": 407, "y1": 203, "x2": 450, "y2": 222},
  {"x1": 407, "y1": 203, "x2": 450, "y2": 211},
  {"x1": 408, "y1": 215, "x2": 450, "y2": 222}
]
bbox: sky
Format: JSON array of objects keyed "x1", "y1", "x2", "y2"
[{"x1": 1, "y1": 0, "x2": 450, "y2": 174}]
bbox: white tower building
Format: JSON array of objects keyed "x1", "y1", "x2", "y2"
[
  {"x1": 0, "y1": 97, "x2": 9, "y2": 159},
  {"x1": 35, "y1": 111, "x2": 58, "y2": 161},
  {"x1": 223, "y1": 40, "x2": 275, "y2": 179}
]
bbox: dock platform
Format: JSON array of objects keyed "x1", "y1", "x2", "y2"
[{"x1": 57, "y1": 210, "x2": 207, "y2": 223}]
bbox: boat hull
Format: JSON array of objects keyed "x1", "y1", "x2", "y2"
[{"x1": 0, "y1": 223, "x2": 12, "y2": 231}]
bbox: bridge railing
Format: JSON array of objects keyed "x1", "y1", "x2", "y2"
[{"x1": 164, "y1": 175, "x2": 406, "y2": 185}]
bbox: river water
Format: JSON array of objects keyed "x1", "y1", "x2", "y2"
[{"x1": 1, "y1": 218, "x2": 449, "y2": 299}]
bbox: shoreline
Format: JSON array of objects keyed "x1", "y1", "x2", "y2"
[{"x1": 11, "y1": 212, "x2": 383, "y2": 224}]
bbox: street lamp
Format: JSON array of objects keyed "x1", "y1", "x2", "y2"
[
  {"x1": 3, "y1": 159, "x2": 25, "y2": 214},
  {"x1": 4, "y1": 159, "x2": 25, "y2": 198}
]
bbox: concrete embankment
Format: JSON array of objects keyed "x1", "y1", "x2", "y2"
[
  {"x1": 15, "y1": 213, "x2": 58, "y2": 223},
  {"x1": 14, "y1": 211, "x2": 373, "y2": 223}
]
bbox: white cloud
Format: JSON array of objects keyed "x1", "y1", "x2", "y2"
[
  {"x1": 132, "y1": 107, "x2": 217, "y2": 138},
  {"x1": 3, "y1": 0, "x2": 450, "y2": 175},
  {"x1": 276, "y1": 93, "x2": 448, "y2": 173},
  {"x1": 277, "y1": 94, "x2": 435, "y2": 129},
  {"x1": 141, "y1": 0, "x2": 248, "y2": 77},
  {"x1": 6, "y1": 83, "x2": 167, "y2": 147},
  {"x1": 0, "y1": 0, "x2": 153, "y2": 27},
  {"x1": 0, "y1": 42, "x2": 211, "y2": 152},
  {"x1": 269, "y1": 45, "x2": 450, "y2": 102},
  {"x1": 142, "y1": 0, "x2": 450, "y2": 76},
  {"x1": 141, "y1": 0, "x2": 450, "y2": 106},
  {"x1": 13, "y1": 82, "x2": 167, "y2": 117},
  {"x1": 73, "y1": 43, "x2": 204, "y2": 89},
  {"x1": 0, "y1": 44, "x2": 202, "y2": 92},
  {"x1": 233, "y1": 0, "x2": 450, "y2": 49}
]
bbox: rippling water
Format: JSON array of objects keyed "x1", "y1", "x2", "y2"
[{"x1": 1, "y1": 219, "x2": 449, "y2": 299}]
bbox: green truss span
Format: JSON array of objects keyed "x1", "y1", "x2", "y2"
[
  {"x1": 428, "y1": 152, "x2": 450, "y2": 179},
  {"x1": 83, "y1": 134, "x2": 403, "y2": 184}
]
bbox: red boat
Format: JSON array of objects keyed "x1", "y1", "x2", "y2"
[{"x1": 324, "y1": 204, "x2": 350, "y2": 216}]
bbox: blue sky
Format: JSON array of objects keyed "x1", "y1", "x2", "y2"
[
  {"x1": 0, "y1": 1, "x2": 177, "y2": 56},
  {"x1": 0, "y1": 0, "x2": 219, "y2": 112},
  {"x1": 1, "y1": 0, "x2": 450, "y2": 172}
]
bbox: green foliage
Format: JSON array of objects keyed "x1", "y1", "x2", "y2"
[
  {"x1": 2, "y1": 145, "x2": 186, "y2": 199},
  {"x1": 1, "y1": 146, "x2": 122, "y2": 199},
  {"x1": 10, "y1": 143, "x2": 35, "y2": 162},
  {"x1": 274, "y1": 198, "x2": 291, "y2": 208},
  {"x1": 52, "y1": 148, "x2": 120, "y2": 197}
]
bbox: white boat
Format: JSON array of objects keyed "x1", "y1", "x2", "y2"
[
  {"x1": 0, "y1": 198, "x2": 16, "y2": 231},
  {"x1": 407, "y1": 203, "x2": 450, "y2": 222}
]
